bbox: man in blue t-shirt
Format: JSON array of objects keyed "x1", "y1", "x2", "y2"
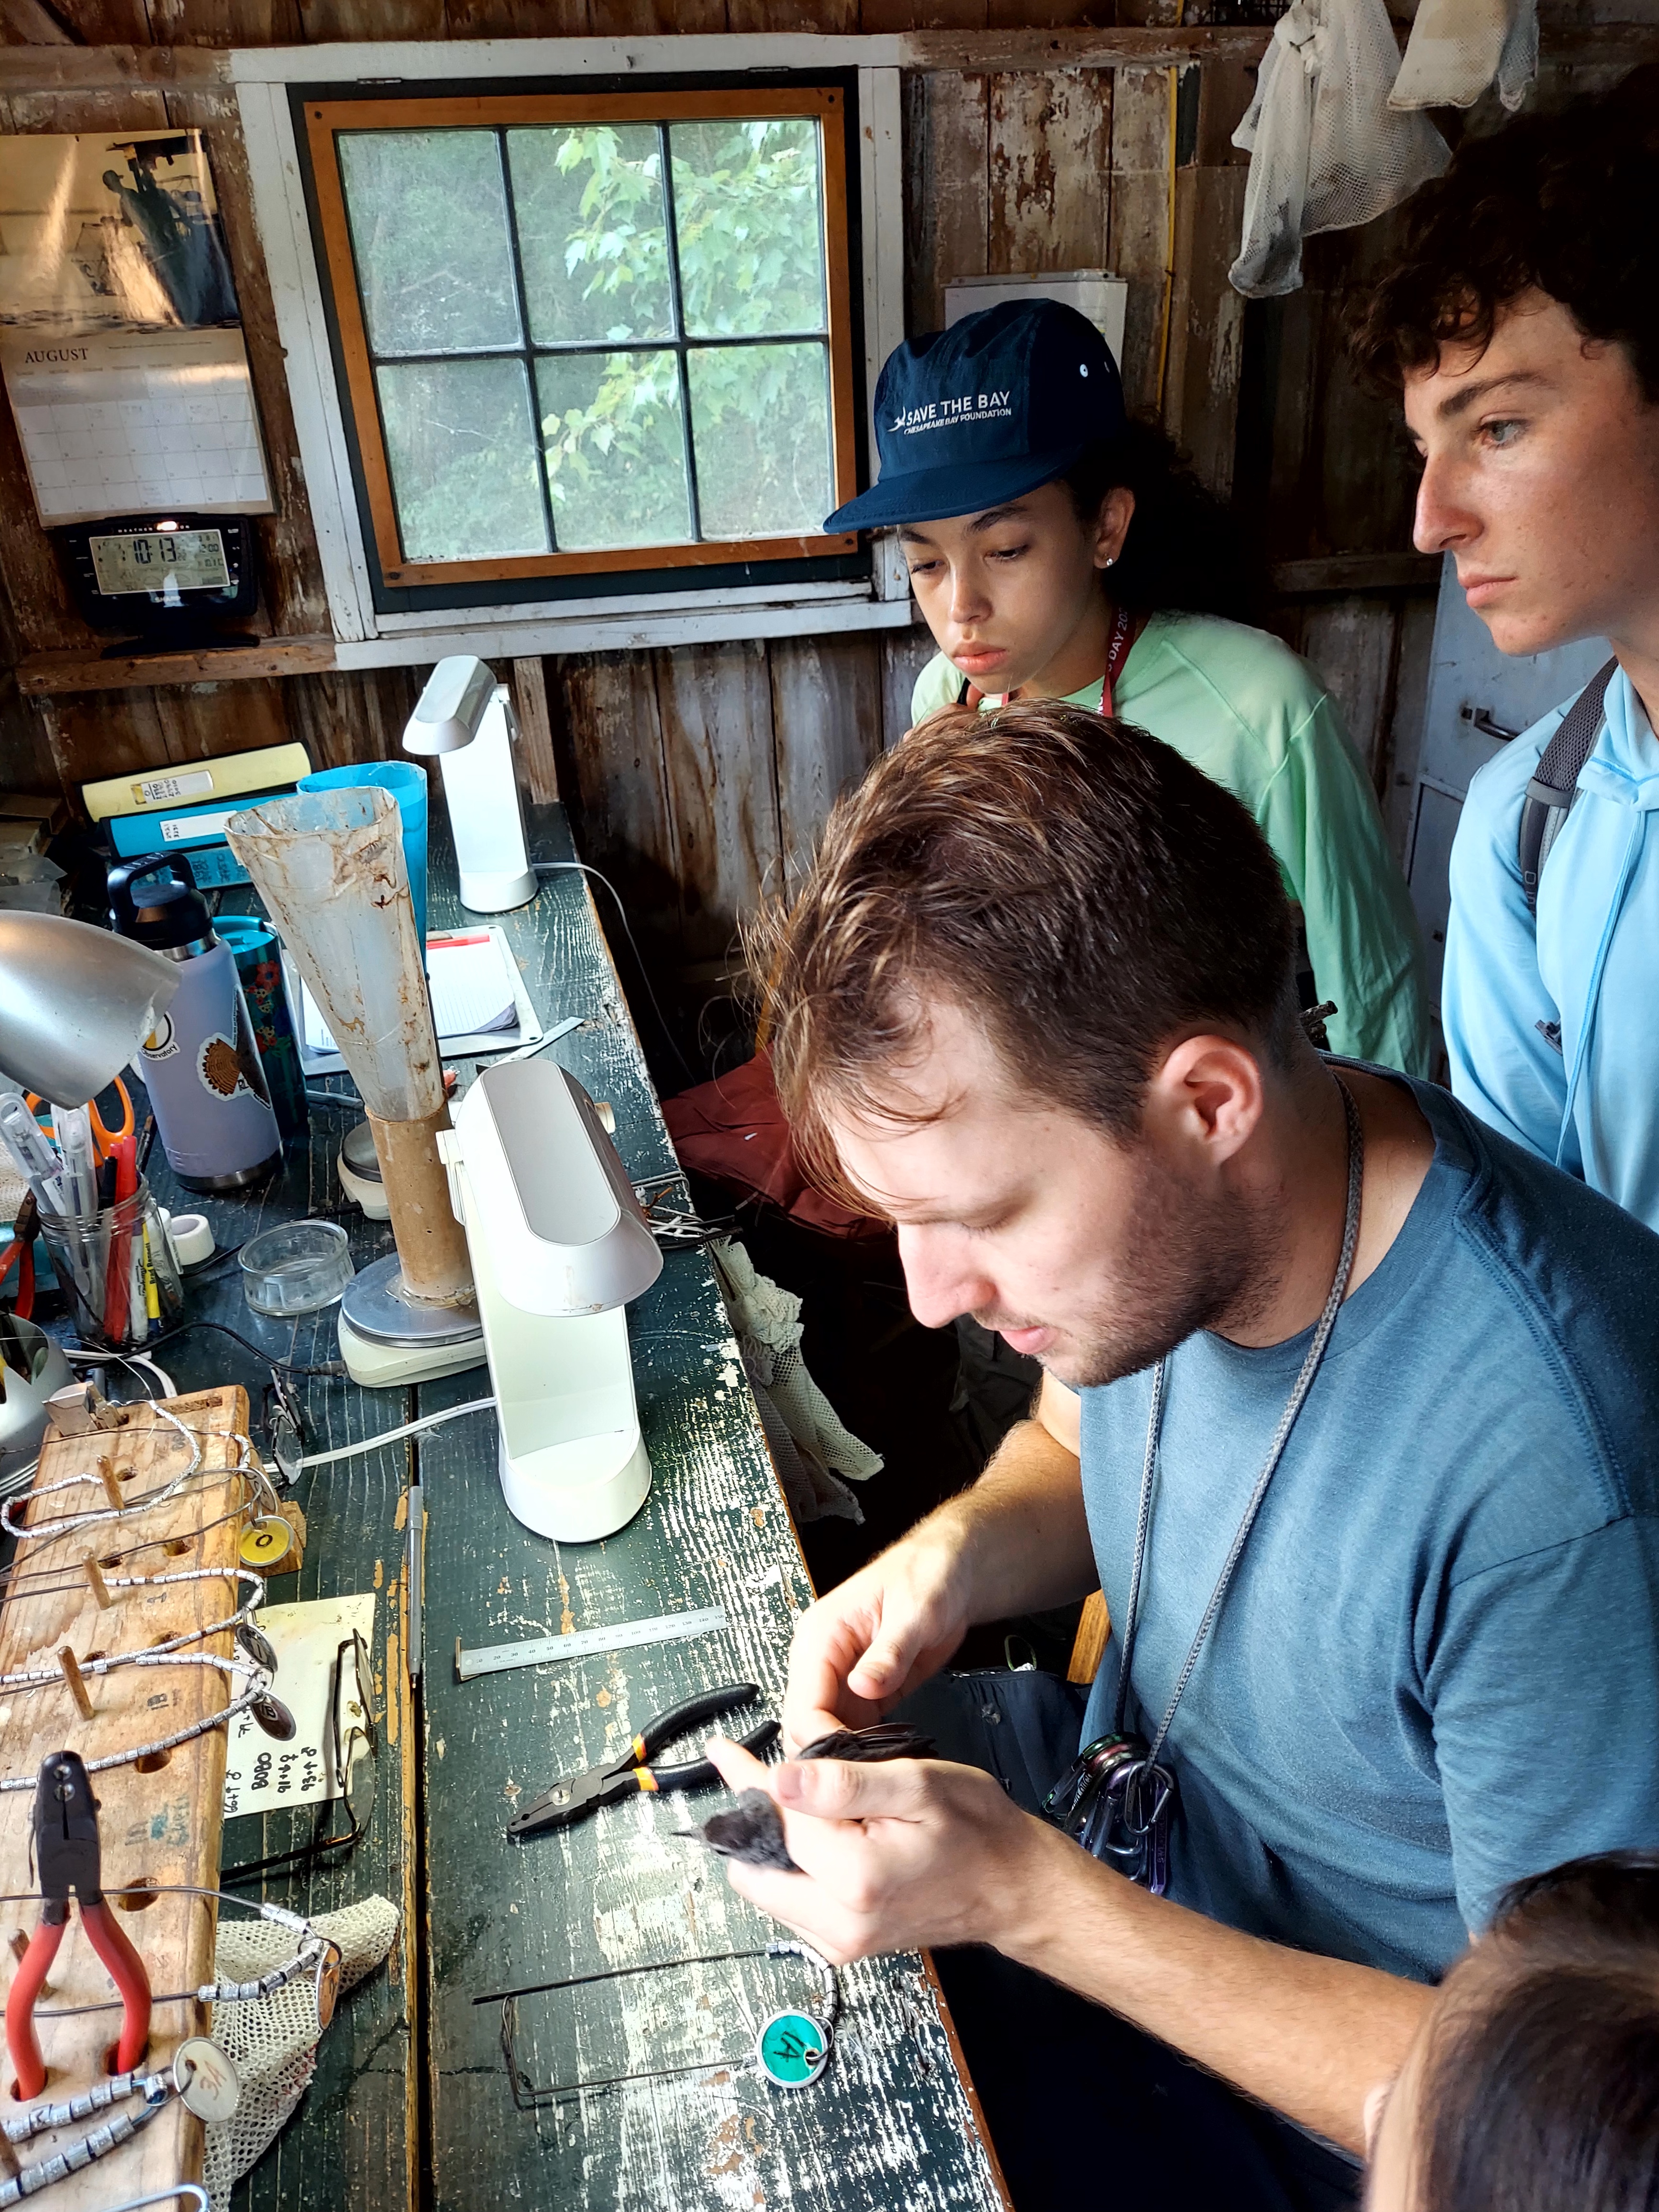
[{"x1": 703, "y1": 699, "x2": 1659, "y2": 2212}]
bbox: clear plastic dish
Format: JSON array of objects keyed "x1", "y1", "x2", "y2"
[{"x1": 240, "y1": 1219, "x2": 355, "y2": 1316}]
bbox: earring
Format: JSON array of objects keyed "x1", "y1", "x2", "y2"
[{"x1": 1104, "y1": 556, "x2": 1117, "y2": 568}]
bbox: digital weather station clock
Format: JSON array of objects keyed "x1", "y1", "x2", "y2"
[{"x1": 55, "y1": 511, "x2": 261, "y2": 654}]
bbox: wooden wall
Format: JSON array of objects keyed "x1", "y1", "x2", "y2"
[{"x1": 1, "y1": 13, "x2": 1653, "y2": 1077}]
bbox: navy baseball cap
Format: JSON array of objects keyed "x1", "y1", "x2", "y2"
[{"x1": 825, "y1": 297, "x2": 1127, "y2": 532}]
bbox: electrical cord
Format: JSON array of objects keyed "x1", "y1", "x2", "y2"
[
  {"x1": 146, "y1": 1318, "x2": 346, "y2": 1380},
  {"x1": 534, "y1": 861, "x2": 695, "y2": 1082}
]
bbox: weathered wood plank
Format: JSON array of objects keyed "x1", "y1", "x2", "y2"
[
  {"x1": 284, "y1": 664, "x2": 419, "y2": 772},
  {"x1": 1161, "y1": 160, "x2": 1246, "y2": 493},
  {"x1": 20, "y1": 641, "x2": 336, "y2": 697},
  {"x1": 509, "y1": 654, "x2": 558, "y2": 805},
  {"x1": 988, "y1": 67, "x2": 1110, "y2": 276},
  {"x1": 441, "y1": 0, "x2": 588, "y2": 31},
  {"x1": 769, "y1": 631, "x2": 883, "y2": 869},
  {"x1": 1298, "y1": 591, "x2": 1402, "y2": 793},
  {"x1": 144, "y1": 0, "x2": 302, "y2": 44},
  {"x1": 1106, "y1": 63, "x2": 1173, "y2": 418},
  {"x1": 1381, "y1": 586, "x2": 1438, "y2": 869},
  {"x1": 551, "y1": 648, "x2": 681, "y2": 952},
  {"x1": 35, "y1": 689, "x2": 175, "y2": 794},
  {"x1": 869, "y1": 0, "x2": 990, "y2": 33},
  {"x1": 656, "y1": 638, "x2": 779, "y2": 967},
  {"x1": 903, "y1": 68, "x2": 989, "y2": 333},
  {"x1": 416, "y1": 805, "x2": 1007, "y2": 2212},
  {"x1": 881, "y1": 620, "x2": 936, "y2": 749}
]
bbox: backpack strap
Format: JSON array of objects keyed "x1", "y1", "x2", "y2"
[{"x1": 1516, "y1": 658, "x2": 1619, "y2": 915}]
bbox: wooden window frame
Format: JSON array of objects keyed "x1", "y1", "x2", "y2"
[{"x1": 304, "y1": 87, "x2": 861, "y2": 594}]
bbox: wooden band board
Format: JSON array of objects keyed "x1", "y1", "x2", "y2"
[{"x1": 0, "y1": 1385, "x2": 252, "y2": 2207}]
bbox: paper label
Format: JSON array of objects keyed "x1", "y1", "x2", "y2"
[
  {"x1": 136, "y1": 770, "x2": 213, "y2": 806},
  {"x1": 223, "y1": 1591, "x2": 375, "y2": 1820},
  {"x1": 161, "y1": 805, "x2": 236, "y2": 841}
]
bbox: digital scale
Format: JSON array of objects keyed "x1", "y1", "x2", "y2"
[{"x1": 54, "y1": 511, "x2": 260, "y2": 654}]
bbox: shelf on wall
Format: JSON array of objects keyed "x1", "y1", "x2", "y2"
[{"x1": 18, "y1": 636, "x2": 337, "y2": 696}]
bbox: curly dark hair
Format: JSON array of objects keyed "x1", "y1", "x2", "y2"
[
  {"x1": 1060, "y1": 422, "x2": 1261, "y2": 623},
  {"x1": 1351, "y1": 66, "x2": 1659, "y2": 398}
]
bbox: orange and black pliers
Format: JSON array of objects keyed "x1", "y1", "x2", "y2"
[
  {"x1": 508, "y1": 1683, "x2": 777, "y2": 1841},
  {"x1": 0, "y1": 1190, "x2": 37, "y2": 1321},
  {"x1": 7, "y1": 1749, "x2": 152, "y2": 2100}
]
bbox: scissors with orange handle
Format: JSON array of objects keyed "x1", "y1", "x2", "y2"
[{"x1": 25, "y1": 1078, "x2": 134, "y2": 1169}]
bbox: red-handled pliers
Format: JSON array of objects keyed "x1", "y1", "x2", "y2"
[{"x1": 7, "y1": 1750, "x2": 152, "y2": 2100}]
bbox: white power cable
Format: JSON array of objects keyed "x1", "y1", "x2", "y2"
[{"x1": 294, "y1": 1396, "x2": 496, "y2": 1471}]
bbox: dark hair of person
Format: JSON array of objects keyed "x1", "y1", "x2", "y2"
[
  {"x1": 1350, "y1": 65, "x2": 1659, "y2": 397},
  {"x1": 749, "y1": 700, "x2": 1300, "y2": 1198},
  {"x1": 1416, "y1": 1851, "x2": 1659, "y2": 2212},
  {"x1": 1060, "y1": 420, "x2": 1261, "y2": 623}
]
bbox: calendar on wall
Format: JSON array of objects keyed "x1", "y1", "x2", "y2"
[
  {"x1": 0, "y1": 129, "x2": 273, "y2": 527},
  {"x1": 0, "y1": 326, "x2": 270, "y2": 524}
]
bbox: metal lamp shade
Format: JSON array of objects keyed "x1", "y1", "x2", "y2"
[{"x1": 0, "y1": 911, "x2": 179, "y2": 1106}]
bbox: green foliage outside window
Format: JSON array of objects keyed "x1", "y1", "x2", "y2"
[{"x1": 342, "y1": 115, "x2": 836, "y2": 565}]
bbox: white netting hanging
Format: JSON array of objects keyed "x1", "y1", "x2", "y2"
[
  {"x1": 203, "y1": 1893, "x2": 399, "y2": 2211},
  {"x1": 1230, "y1": 0, "x2": 1451, "y2": 299},
  {"x1": 709, "y1": 1239, "x2": 882, "y2": 1528},
  {"x1": 1390, "y1": 0, "x2": 1538, "y2": 114}
]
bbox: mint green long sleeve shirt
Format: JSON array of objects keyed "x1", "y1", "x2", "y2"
[{"x1": 911, "y1": 610, "x2": 1431, "y2": 1075}]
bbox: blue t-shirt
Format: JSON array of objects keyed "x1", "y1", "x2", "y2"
[{"x1": 1078, "y1": 1073, "x2": 1659, "y2": 1984}]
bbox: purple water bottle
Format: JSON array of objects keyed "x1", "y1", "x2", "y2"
[{"x1": 107, "y1": 855, "x2": 282, "y2": 1193}]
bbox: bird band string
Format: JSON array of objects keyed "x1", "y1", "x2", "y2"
[
  {"x1": 0, "y1": 1652, "x2": 280, "y2": 1790},
  {"x1": 0, "y1": 1408, "x2": 280, "y2": 1581},
  {"x1": 0, "y1": 2034, "x2": 244, "y2": 2205},
  {"x1": 0, "y1": 1567, "x2": 270, "y2": 1686},
  {"x1": 0, "y1": 1883, "x2": 338, "y2": 2021},
  {"x1": 480, "y1": 1938, "x2": 841, "y2": 2105}
]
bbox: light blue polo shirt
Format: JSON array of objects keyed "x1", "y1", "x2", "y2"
[{"x1": 1078, "y1": 1073, "x2": 1659, "y2": 1983}]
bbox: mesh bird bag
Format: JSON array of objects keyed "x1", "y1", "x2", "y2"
[
  {"x1": 1231, "y1": 0, "x2": 1450, "y2": 299},
  {"x1": 1390, "y1": 0, "x2": 1538, "y2": 114}
]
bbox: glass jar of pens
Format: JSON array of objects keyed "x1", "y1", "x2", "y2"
[
  {"x1": 0, "y1": 1084, "x2": 184, "y2": 1352},
  {"x1": 33, "y1": 1176, "x2": 183, "y2": 1351}
]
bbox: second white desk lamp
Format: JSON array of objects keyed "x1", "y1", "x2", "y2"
[
  {"x1": 438, "y1": 1056, "x2": 663, "y2": 1541},
  {"x1": 403, "y1": 655, "x2": 536, "y2": 913}
]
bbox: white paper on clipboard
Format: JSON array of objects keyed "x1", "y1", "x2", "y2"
[
  {"x1": 283, "y1": 925, "x2": 543, "y2": 1077},
  {"x1": 222, "y1": 1592, "x2": 375, "y2": 1820}
]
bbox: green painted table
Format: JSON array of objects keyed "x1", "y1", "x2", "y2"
[{"x1": 140, "y1": 805, "x2": 1007, "y2": 2212}]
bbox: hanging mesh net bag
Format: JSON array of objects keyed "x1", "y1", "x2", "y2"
[{"x1": 1230, "y1": 0, "x2": 1450, "y2": 299}]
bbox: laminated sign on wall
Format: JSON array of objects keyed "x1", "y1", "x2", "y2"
[{"x1": 0, "y1": 129, "x2": 272, "y2": 525}]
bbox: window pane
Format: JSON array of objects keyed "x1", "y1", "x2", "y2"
[
  {"x1": 506, "y1": 126, "x2": 674, "y2": 347},
  {"x1": 669, "y1": 120, "x2": 826, "y2": 340},
  {"x1": 536, "y1": 351, "x2": 690, "y2": 552},
  {"x1": 377, "y1": 357, "x2": 548, "y2": 562},
  {"x1": 339, "y1": 131, "x2": 520, "y2": 357},
  {"x1": 687, "y1": 341, "x2": 830, "y2": 541}
]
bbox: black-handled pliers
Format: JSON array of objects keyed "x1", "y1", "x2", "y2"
[{"x1": 509, "y1": 1682, "x2": 778, "y2": 1841}]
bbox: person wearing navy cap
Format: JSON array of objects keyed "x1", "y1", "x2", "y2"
[
  {"x1": 832, "y1": 298, "x2": 1432, "y2": 1462},
  {"x1": 831, "y1": 299, "x2": 1428, "y2": 1080}
]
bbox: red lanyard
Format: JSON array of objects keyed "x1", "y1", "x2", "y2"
[{"x1": 1101, "y1": 602, "x2": 1136, "y2": 718}]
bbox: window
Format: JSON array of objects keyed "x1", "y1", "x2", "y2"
[{"x1": 301, "y1": 86, "x2": 863, "y2": 610}]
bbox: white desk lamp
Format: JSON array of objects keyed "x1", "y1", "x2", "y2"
[
  {"x1": 438, "y1": 1055, "x2": 663, "y2": 1542},
  {"x1": 402, "y1": 656, "x2": 536, "y2": 913}
]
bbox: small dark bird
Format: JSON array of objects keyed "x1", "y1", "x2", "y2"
[{"x1": 693, "y1": 1721, "x2": 936, "y2": 1871}]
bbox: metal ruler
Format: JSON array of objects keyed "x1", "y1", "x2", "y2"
[{"x1": 454, "y1": 1604, "x2": 728, "y2": 1682}]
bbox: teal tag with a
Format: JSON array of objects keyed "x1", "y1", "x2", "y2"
[{"x1": 755, "y1": 2008, "x2": 830, "y2": 2088}]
